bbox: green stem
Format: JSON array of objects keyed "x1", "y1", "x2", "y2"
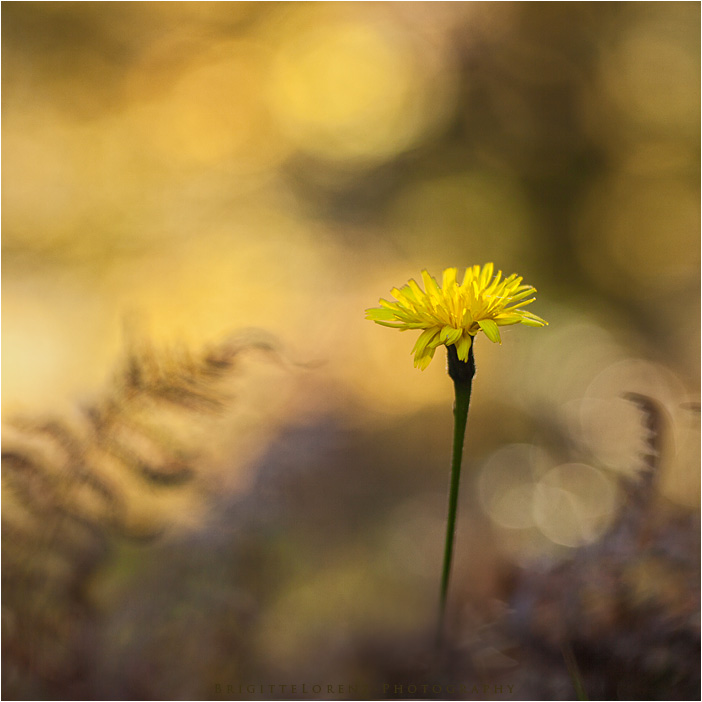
[
  {"x1": 437, "y1": 342, "x2": 476, "y2": 646},
  {"x1": 562, "y1": 642, "x2": 589, "y2": 701}
]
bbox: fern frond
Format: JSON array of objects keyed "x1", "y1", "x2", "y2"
[{"x1": 2, "y1": 333, "x2": 275, "y2": 696}]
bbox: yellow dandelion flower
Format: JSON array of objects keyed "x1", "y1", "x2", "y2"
[{"x1": 366, "y1": 263, "x2": 548, "y2": 370}]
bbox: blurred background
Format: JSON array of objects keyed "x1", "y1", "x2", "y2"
[{"x1": 2, "y1": 2, "x2": 700, "y2": 700}]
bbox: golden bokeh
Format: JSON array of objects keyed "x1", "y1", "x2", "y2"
[{"x1": 2, "y1": 3, "x2": 699, "y2": 698}]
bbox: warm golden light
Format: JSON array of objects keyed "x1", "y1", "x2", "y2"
[{"x1": 268, "y1": 17, "x2": 457, "y2": 164}]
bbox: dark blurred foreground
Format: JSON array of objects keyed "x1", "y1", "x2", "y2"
[{"x1": 2, "y1": 339, "x2": 699, "y2": 701}]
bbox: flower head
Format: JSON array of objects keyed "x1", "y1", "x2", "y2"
[{"x1": 366, "y1": 263, "x2": 547, "y2": 369}]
